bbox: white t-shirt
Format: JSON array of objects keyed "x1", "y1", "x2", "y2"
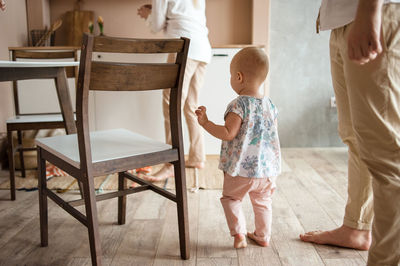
[
  {"x1": 148, "y1": 0, "x2": 212, "y2": 63},
  {"x1": 319, "y1": 0, "x2": 400, "y2": 31}
]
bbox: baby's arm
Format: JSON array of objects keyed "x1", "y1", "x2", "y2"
[{"x1": 195, "y1": 106, "x2": 242, "y2": 141}]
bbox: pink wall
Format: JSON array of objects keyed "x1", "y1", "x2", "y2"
[
  {"x1": 0, "y1": 0, "x2": 28, "y2": 133},
  {"x1": 50, "y1": 0, "x2": 163, "y2": 45},
  {"x1": 49, "y1": 0, "x2": 255, "y2": 46},
  {"x1": 0, "y1": 0, "x2": 270, "y2": 133}
]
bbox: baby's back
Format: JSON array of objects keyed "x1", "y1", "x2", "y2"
[{"x1": 219, "y1": 95, "x2": 281, "y2": 178}]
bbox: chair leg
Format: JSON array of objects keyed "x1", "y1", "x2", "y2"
[
  {"x1": 173, "y1": 161, "x2": 190, "y2": 260},
  {"x1": 82, "y1": 173, "x2": 102, "y2": 266},
  {"x1": 37, "y1": 147, "x2": 48, "y2": 246},
  {"x1": 7, "y1": 130, "x2": 16, "y2": 201},
  {"x1": 17, "y1": 130, "x2": 26, "y2": 178},
  {"x1": 78, "y1": 180, "x2": 84, "y2": 199},
  {"x1": 118, "y1": 172, "x2": 127, "y2": 225}
]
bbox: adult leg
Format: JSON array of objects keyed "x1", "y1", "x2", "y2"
[
  {"x1": 183, "y1": 61, "x2": 207, "y2": 167},
  {"x1": 345, "y1": 5, "x2": 400, "y2": 265},
  {"x1": 300, "y1": 25, "x2": 373, "y2": 250},
  {"x1": 145, "y1": 58, "x2": 198, "y2": 181}
]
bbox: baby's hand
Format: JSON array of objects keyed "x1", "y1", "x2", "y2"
[{"x1": 195, "y1": 106, "x2": 209, "y2": 126}]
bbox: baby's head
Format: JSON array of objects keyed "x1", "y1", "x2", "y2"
[{"x1": 230, "y1": 47, "x2": 269, "y2": 95}]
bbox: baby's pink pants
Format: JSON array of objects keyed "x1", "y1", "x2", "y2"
[{"x1": 220, "y1": 173, "x2": 275, "y2": 243}]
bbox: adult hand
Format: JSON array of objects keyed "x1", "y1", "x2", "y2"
[
  {"x1": 137, "y1": 4, "x2": 152, "y2": 19},
  {"x1": 0, "y1": 0, "x2": 6, "y2": 11},
  {"x1": 347, "y1": 0, "x2": 384, "y2": 65},
  {"x1": 195, "y1": 106, "x2": 209, "y2": 126}
]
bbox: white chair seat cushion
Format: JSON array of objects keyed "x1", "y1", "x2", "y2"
[
  {"x1": 7, "y1": 114, "x2": 65, "y2": 124},
  {"x1": 35, "y1": 128, "x2": 171, "y2": 168}
]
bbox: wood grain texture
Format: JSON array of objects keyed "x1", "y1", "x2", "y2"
[
  {"x1": 0, "y1": 148, "x2": 371, "y2": 265},
  {"x1": 5, "y1": 47, "x2": 78, "y2": 200},
  {"x1": 32, "y1": 35, "x2": 191, "y2": 265},
  {"x1": 94, "y1": 36, "x2": 185, "y2": 54},
  {"x1": 89, "y1": 62, "x2": 179, "y2": 91},
  {"x1": 14, "y1": 50, "x2": 76, "y2": 59}
]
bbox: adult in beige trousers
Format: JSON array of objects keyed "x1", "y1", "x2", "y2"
[
  {"x1": 300, "y1": 0, "x2": 400, "y2": 265},
  {"x1": 138, "y1": 0, "x2": 212, "y2": 180}
]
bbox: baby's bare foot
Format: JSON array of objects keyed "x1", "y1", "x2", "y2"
[
  {"x1": 247, "y1": 232, "x2": 269, "y2": 247},
  {"x1": 299, "y1": 225, "x2": 371, "y2": 250},
  {"x1": 234, "y1": 234, "x2": 247, "y2": 249}
]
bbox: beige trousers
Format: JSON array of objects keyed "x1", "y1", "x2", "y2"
[
  {"x1": 163, "y1": 57, "x2": 207, "y2": 164},
  {"x1": 330, "y1": 4, "x2": 400, "y2": 265},
  {"x1": 330, "y1": 24, "x2": 374, "y2": 231}
]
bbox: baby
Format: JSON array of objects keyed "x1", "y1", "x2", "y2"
[{"x1": 196, "y1": 47, "x2": 281, "y2": 248}]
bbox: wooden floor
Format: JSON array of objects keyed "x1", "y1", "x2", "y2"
[{"x1": 0, "y1": 148, "x2": 368, "y2": 266}]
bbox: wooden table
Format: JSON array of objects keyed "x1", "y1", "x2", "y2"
[
  {"x1": 0, "y1": 60, "x2": 79, "y2": 134},
  {"x1": 0, "y1": 60, "x2": 79, "y2": 200}
]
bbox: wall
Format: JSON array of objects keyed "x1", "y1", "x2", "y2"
[
  {"x1": 46, "y1": 0, "x2": 271, "y2": 155},
  {"x1": 49, "y1": 0, "x2": 254, "y2": 47},
  {"x1": 269, "y1": 0, "x2": 343, "y2": 147},
  {"x1": 26, "y1": 0, "x2": 51, "y2": 45},
  {"x1": 0, "y1": 0, "x2": 28, "y2": 133},
  {"x1": 49, "y1": 0, "x2": 162, "y2": 43},
  {"x1": 0, "y1": 0, "x2": 340, "y2": 148}
]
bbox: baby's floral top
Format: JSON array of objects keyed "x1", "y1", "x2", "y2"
[{"x1": 218, "y1": 95, "x2": 281, "y2": 179}]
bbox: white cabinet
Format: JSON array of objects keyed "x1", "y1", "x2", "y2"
[
  {"x1": 91, "y1": 52, "x2": 168, "y2": 143},
  {"x1": 16, "y1": 58, "x2": 77, "y2": 114},
  {"x1": 196, "y1": 47, "x2": 266, "y2": 154},
  {"x1": 91, "y1": 48, "x2": 241, "y2": 155},
  {"x1": 195, "y1": 48, "x2": 240, "y2": 154},
  {"x1": 17, "y1": 48, "x2": 242, "y2": 155}
]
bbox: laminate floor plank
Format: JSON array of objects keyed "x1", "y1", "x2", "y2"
[
  {"x1": 196, "y1": 190, "x2": 237, "y2": 259},
  {"x1": 153, "y1": 192, "x2": 199, "y2": 266},
  {"x1": 238, "y1": 193, "x2": 282, "y2": 266},
  {"x1": 280, "y1": 155, "x2": 366, "y2": 264},
  {"x1": 0, "y1": 190, "x2": 39, "y2": 248},
  {"x1": 271, "y1": 189, "x2": 323, "y2": 266},
  {"x1": 109, "y1": 191, "x2": 168, "y2": 266},
  {"x1": 0, "y1": 148, "x2": 373, "y2": 266}
]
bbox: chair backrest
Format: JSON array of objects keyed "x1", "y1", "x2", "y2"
[
  {"x1": 9, "y1": 46, "x2": 79, "y2": 115},
  {"x1": 76, "y1": 34, "x2": 190, "y2": 170}
]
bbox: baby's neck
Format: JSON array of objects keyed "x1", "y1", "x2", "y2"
[{"x1": 239, "y1": 87, "x2": 264, "y2": 99}]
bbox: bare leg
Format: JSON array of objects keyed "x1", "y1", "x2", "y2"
[{"x1": 299, "y1": 224, "x2": 371, "y2": 250}]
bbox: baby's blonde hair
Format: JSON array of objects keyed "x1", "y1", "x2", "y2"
[
  {"x1": 232, "y1": 47, "x2": 269, "y2": 86},
  {"x1": 193, "y1": 0, "x2": 199, "y2": 9}
]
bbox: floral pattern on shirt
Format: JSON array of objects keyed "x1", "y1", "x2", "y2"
[{"x1": 218, "y1": 96, "x2": 281, "y2": 178}]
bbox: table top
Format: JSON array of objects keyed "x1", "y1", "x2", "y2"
[{"x1": 0, "y1": 60, "x2": 79, "y2": 68}]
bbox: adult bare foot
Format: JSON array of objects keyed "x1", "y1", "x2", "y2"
[
  {"x1": 247, "y1": 232, "x2": 269, "y2": 247},
  {"x1": 234, "y1": 234, "x2": 247, "y2": 249},
  {"x1": 299, "y1": 225, "x2": 371, "y2": 250},
  {"x1": 142, "y1": 164, "x2": 174, "y2": 182}
]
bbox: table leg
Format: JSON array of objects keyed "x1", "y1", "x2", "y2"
[{"x1": 55, "y1": 68, "x2": 76, "y2": 134}]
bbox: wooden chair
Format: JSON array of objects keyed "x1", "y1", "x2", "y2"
[
  {"x1": 35, "y1": 34, "x2": 190, "y2": 265},
  {"x1": 7, "y1": 46, "x2": 79, "y2": 200}
]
